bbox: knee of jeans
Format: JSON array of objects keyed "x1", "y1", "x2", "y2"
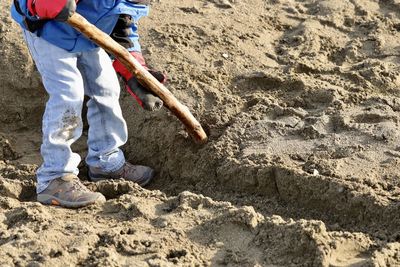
[
  {"x1": 92, "y1": 86, "x2": 120, "y2": 102},
  {"x1": 65, "y1": 89, "x2": 85, "y2": 102}
]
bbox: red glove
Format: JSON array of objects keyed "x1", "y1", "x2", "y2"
[
  {"x1": 27, "y1": 0, "x2": 77, "y2": 21},
  {"x1": 113, "y1": 52, "x2": 167, "y2": 111}
]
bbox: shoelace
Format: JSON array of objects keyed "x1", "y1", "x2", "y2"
[{"x1": 71, "y1": 178, "x2": 89, "y2": 192}]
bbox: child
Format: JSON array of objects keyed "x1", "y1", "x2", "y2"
[{"x1": 11, "y1": 0, "x2": 165, "y2": 208}]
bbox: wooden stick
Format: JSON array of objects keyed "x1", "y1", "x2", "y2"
[{"x1": 67, "y1": 13, "x2": 208, "y2": 143}]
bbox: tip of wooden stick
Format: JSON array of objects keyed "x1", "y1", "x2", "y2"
[
  {"x1": 192, "y1": 128, "x2": 208, "y2": 144},
  {"x1": 195, "y1": 135, "x2": 208, "y2": 144}
]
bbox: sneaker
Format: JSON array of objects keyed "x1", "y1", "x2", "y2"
[
  {"x1": 88, "y1": 162, "x2": 154, "y2": 187},
  {"x1": 37, "y1": 174, "x2": 106, "y2": 208}
]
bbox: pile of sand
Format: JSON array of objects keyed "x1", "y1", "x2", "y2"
[{"x1": 2, "y1": 0, "x2": 400, "y2": 266}]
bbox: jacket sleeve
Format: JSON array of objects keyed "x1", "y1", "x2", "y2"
[
  {"x1": 11, "y1": 0, "x2": 47, "y2": 32},
  {"x1": 11, "y1": 0, "x2": 36, "y2": 22}
]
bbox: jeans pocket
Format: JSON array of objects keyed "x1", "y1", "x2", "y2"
[
  {"x1": 23, "y1": 30, "x2": 38, "y2": 57},
  {"x1": 22, "y1": 30, "x2": 51, "y2": 79},
  {"x1": 23, "y1": 30, "x2": 46, "y2": 63}
]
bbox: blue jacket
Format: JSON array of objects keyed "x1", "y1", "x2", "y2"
[{"x1": 11, "y1": 0, "x2": 149, "y2": 52}]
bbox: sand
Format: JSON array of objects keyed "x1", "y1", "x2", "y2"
[{"x1": 2, "y1": 0, "x2": 400, "y2": 266}]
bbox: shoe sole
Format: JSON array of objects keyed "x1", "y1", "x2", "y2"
[{"x1": 37, "y1": 193, "x2": 106, "y2": 208}]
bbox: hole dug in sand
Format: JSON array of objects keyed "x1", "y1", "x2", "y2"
[{"x1": 0, "y1": 178, "x2": 36, "y2": 202}]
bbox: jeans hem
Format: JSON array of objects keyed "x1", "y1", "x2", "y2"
[
  {"x1": 88, "y1": 157, "x2": 126, "y2": 174},
  {"x1": 101, "y1": 158, "x2": 125, "y2": 173},
  {"x1": 36, "y1": 174, "x2": 67, "y2": 194}
]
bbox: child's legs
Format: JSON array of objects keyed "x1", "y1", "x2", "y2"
[
  {"x1": 23, "y1": 30, "x2": 85, "y2": 193},
  {"x1": 78, "y1": 48, "x2": 127, "y2": 172}
]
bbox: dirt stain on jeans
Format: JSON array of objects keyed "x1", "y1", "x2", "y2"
[{"x1": 54, "y1": 109, "x2": 81, "y2": 142}]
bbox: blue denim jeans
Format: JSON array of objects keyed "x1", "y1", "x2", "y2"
[{"x1": 23, "y1": 30, "x2": 128, "y2": 193}]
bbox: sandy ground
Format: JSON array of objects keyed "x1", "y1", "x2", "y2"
[{"x1": 2, "y1": 0, "x2": 400, "y2": 266}]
